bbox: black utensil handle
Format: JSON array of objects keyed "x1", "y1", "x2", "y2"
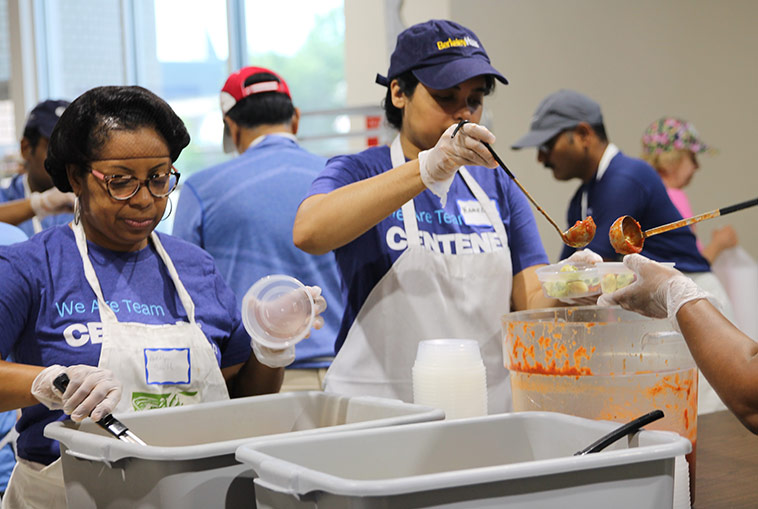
[
  {"x1": 574, "y1": 409, "x2": 665, "y2": 456},
  {"x1": 720, "y1": 197, "x2": 758, "y2": 216},
  {"x1": 53, "y1": 372, "x2": 70, "y2": 393},
  {"x1": 481, "y1": 142, "x2": 517, "y2": 180},
  {"x1": 53, "y1": 372, "x2": 111, "y2": 427}
]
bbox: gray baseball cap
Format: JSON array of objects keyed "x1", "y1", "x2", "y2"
[{"x1": 512, "y1": 89, "x2": 603, "y2": 149}]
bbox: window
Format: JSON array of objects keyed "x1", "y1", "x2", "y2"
[
  {"x1": 0, "y1": 0, "x2": 17, "y2": 169},
  {"x1": 4, "y1": 0, "x2": 354, "y2": 185},
  {"x1": 132, "y1": 0, "x2": 232, "y2": 179},
  {"x1": 243, "y1": 0, "x2": 347, "y2": 156}
]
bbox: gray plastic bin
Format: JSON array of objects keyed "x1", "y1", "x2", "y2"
[
  {"x1": 44, "y1": 391, "x2": 443, "y2": 509},
  {"x1": 236, "y1": 411, "x2": 691, "y2": 509}
]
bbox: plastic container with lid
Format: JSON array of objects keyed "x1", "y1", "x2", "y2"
[
  {"x1": 241, "y1": 274, "x2": 314, "y2": 349},
  {"x1": 597, "y1": 261, "x2": 676, "y2": 294},
  {"x1": 535, "y1": 260, "x2": 601, "y2": 299}
]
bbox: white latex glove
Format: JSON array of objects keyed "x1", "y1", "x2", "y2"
[
  {"x1": 418, "y1": 122, "x2": 497, "y2": 206},
  {"x1": 250, "y1": 286, "x2": 327, "y2": 368},
  {"x1": 31, "y1": 364, "x2": 123, "y2": 422},
  {"x1": 29, "y1": 188, "x2": 75, "y2": 219},
  {"x1": 598, "y1": 254, "x2": 718, "y2": 328},
  {"x1": 565, "y1": 248, "x2": 603, "y2": 266},
  {"x1": 558, "y1": 248, "x2": 604, "y2": 305}
]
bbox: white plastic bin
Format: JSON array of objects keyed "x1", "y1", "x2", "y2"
[
  {"x1": 236, "y1": 411, "x2": 691, "y2": 509},
  {"x1": 44, "y1": 391, "x2": 443, "y2": 509}
]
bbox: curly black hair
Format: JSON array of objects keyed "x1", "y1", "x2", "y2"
[{"x1": 45, "y1": 86, "x2": 190, "y2": 193}]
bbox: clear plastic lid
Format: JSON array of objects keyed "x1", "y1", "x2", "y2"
[{"x1": 241, "y1": 275, "x2": 315, "y2": 349}]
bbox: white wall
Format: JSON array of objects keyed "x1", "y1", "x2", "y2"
[{"x1": 346, "y1": 0, "x2": 758, "y2": 261}]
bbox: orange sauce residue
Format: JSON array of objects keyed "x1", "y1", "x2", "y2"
[
  {"x1": 646, "y1": 372, "x2": 692, "y2": 399},
  {"x1": 509, "y1": 359, "x2": 593, "y2": 377}
]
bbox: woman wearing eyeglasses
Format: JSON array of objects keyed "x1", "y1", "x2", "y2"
[{"x1": 0, "y1": 86, "x2": 325, "y2": 508}]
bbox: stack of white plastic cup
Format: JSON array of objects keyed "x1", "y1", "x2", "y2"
[
  {"x1": 672, "y1": 455, "x2": 691, "y2": 509},
  {"x1": 412, "y1": 339, "x2": 487, "y2": 419}
]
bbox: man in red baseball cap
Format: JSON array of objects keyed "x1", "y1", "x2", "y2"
[{"x1": 173, "y1": 67, "x2": 342, "y2": 391}]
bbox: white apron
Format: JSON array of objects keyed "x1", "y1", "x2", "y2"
[
  {"x1": 2, "y1": 222, "x2": 229, "y2": 509},
  {"x1": 323, "y1": 136, "x2": 514, "y2": 413}
]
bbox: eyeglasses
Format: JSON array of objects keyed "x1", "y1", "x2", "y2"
[
  {"x1": 88, "y1": 166, "x2": 180, "y2": 200},
  {"x1": 538, "y1": 129, "x2": 574, "y2": 156}
]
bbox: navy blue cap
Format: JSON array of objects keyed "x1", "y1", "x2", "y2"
[
  {"x1": 24, "y1": 99, "x2": 70, "y2": 139},
  {"x1": 376, "y1": 19, "x2": 507, "y2": 90}
]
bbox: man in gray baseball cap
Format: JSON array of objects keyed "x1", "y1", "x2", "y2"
[
  {"x1": 510, "y1": 90, "x2": 717, "y2": 290},
  {"x1": 512, "y1": 89, "x2": 603, "y2": 151}
]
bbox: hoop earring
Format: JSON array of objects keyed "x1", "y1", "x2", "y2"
[
  {"x1": 74, "y1": 196, "x2": 81, "y2": 225},
  {"x1": 161, "y1": 197, "x2": 174, "y2": 222}
]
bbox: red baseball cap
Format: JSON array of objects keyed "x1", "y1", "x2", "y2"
[{"x1": 220, "y1": 66, "x2": 292, "y2": 153}]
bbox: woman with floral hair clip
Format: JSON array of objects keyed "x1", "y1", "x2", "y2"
[{"x1": 641, "y1": 117, "x2": 738, "y2": 263}]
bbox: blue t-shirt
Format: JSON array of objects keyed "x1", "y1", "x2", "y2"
[
  {"x1": 173, "y1": 135, "x2": 343, "y2": 369},
  {"x1": 560, "y1": 151, "x2": 711, "y2": 273},
  {"x1": 0, "y1": 410, "x2": 14, "y2": 492},
  {"x1": 0, "y1": 175, "x2": 73, "y2": 237},
  {"x1": 306, "y1": 145, "x2": 549, "y2": 352},
  {"x1": 0, "y1": 226, "x2": 252, "y2": 465}
]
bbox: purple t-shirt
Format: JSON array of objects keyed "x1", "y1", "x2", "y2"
[
  {"x1": 0, "y1": 226, "x2": 251, "y2": 465},
  {"x1": 305, "y1": 145, "x2": 549, "y2": 351}
]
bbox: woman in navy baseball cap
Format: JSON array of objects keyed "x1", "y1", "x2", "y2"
[{"x1": 294, "y1": 19, "x2": 553, "y2": 413}]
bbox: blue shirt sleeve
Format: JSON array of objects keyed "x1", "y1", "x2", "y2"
[
  {"x1": 0, "y1": 248, "x2": 35, "y2": 360},
  {"x1": 305, "y1": 151, "x2": 378, "y2": 199}
]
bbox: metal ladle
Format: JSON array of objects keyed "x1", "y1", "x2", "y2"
[
  {"x1": 609, "y1": 196, "x2": 758, "y2": 255},
  {"x1": 452, "y1": 120, "x2": 596, "y2": 248}
]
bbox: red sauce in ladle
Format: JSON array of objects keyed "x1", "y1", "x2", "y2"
[
  {"x1": 563, "y1": 216, "x2": 596, "y2": 248},
  {"x1": 609, "y1": 216, "x2": 644, "y2": 254}
]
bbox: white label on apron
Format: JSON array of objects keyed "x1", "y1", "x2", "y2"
[
  {"x1": 144, "y1": 348, "x2": 191, "y2": 384},
  {"x1": 457, "y1": 199, "x2": 495, "y2": 226}
]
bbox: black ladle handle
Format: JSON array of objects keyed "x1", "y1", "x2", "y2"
[
  {"x1": 720, "y1": 197, "x2": 758, "y2": 216},
  {"x1": 574, "y1": 409, "x2": 665, "y2": 456}
]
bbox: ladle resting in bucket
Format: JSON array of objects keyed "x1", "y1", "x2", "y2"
[
  {"x1": 610, "y1": 196, "x2": 758, "y2": 255},
  {"x1": 452, "y1": 120, "x2": 596, "y2": 249}
]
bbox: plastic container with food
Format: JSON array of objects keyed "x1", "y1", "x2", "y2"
[
  {"x1": 597, "y1": 262, "x2": 676, "y2": 295},
  {"x1": 535, "y1": 261, "x2": 601, "y2": 299}
]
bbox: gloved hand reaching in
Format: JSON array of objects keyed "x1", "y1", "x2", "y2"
[
  {"x1": 418, "y1": 122, "x2": 497, "y2": 206},
  {"x1": 598, "y1": 253, "x2": 718, "y2": 326},
  {"x1": 29, "y1": 187, "x2": 75, "y2": 219},
  {"x1": 31, "y1": 364, "x2": 122, "y2": 422},
  {"x1": 250, "y1": 286, "x2": 327, "y2": 368}
]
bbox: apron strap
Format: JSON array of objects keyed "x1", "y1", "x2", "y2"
[
  {"x1": 458, "y1": 167, "x2": 509, "y2": 249},
  {"x1": 72, "y1": 221, "x2": 196, "y2": 324},
  {"x1": 149, "y1": 232, "x2": 196, "y2": 323},
  {"x1": 73, "y1": 220, "x2": 117, "y2": 322},
  {"x1": 390, "y1": 135, "x2": 421, "y2": 248}
]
